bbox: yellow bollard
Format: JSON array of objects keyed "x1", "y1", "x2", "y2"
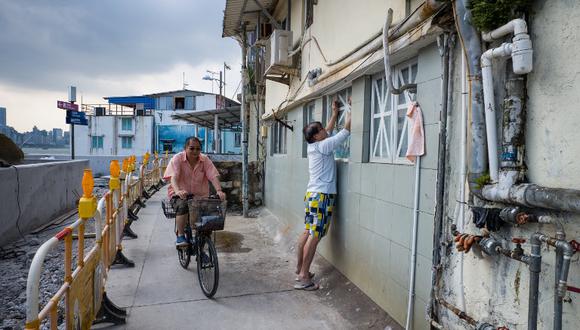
[
  {"x1": 78, "y1": 169, "x2": 97, "y2": 219},
  {"x1": 109, "y1": 160, "x2": 121, "y2": 191},
  {"x1": 122, "y1": 158, "x2": 129, "y2": 174}
]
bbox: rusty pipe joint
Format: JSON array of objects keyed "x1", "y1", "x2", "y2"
[
  {"x1": 479, "y1": 237, "x2": 502, "y2": 256},
  {"x1": 499, "y1": 206, "x2": 530, "y2": 225}
]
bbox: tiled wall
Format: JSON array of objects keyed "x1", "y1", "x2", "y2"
[{"x1": 265, "y1": 43, "x2": 442, "y2": 328}]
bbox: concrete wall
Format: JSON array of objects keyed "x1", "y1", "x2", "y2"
[
  {"x1": 264, "y1": 39, "x2": 443, "y2": 328},
  {"x1": 0, "y1": 160, "x2": 88, "y2": 247},
  {"x1": 438, "y1": 2, "x2": 580, "y2": 328}
]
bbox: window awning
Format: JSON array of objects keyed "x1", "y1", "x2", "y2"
[
  {"x1": 222, "y1": 0, "x2": 279, "y2": 38},
  {"x1": 171, "y1": 106, "x2": 241, "y2": 130},
  {"x1": 104, "y1": 96, "x2": 156, "y2": 109}
]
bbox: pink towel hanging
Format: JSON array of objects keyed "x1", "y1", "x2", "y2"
[{"x1": 405, "y1": 101, "x2": 425, "y2": 163}]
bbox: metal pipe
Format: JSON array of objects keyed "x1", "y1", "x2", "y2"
[
  {"x1": 535, "y1": 235, "x2": 574, "y2": 330},
  {"x1": 405, "y1": 157, "x2": 421, "y2": 330},
  {"x1": 456, "y1": 43, "x2": 468, "y2": 312},
  {"x1": 437, "y1": 298, "x2": 478, "y2": 327},
  {"x1": 529, "y1": 233, "x2": 543, "y2": 330},
  {"x1": 384, "y1": 9, "x2": 417, "y2": 95},
  {"x1": 483, "y1": 183, "x2": 580, "y2": 213},
  {"x1": 453, "y1": 0, "x2": 487, "y2": 195},
  {"x1": 286, "y1": 0, "x2": 290, "y2": 31}
]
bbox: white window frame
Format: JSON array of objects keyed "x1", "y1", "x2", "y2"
[
  {"x1": 324, "y1": 87, "x2": 352, "y2": 160},
  {"x1": 370, "y1": 59, "x2": 418, "y2": 164},
  {"x1": 272, "y1": 116, "x2": 288, "y2": 155},
  {"x1": 234, "y1": 132, "x2": 241, "y2": 148},
  {"x1": 121, "y1": 136, "x2": 133, "y2": 149},
  {"x1": 121, "y1": 117, "x2": 132, "y2": 131},
  {"x1": 91, "y1": 136, "x2": 103, "y2": 149}
]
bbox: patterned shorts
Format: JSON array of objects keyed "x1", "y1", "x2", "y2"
[{"x1": 304, "y1": 192, "x2": 336, "y2": 239}]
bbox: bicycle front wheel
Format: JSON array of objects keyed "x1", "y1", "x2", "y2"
[
  {"x1": 178, "y1": 247, "x2": 190, "y2": 269},
  {"x1": 196, "y1": 234, "x2": 219, "y2": 298}
]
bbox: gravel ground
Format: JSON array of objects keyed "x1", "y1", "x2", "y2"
[{"x1": 0, "y1": 185, "x2": 108, "y2": 330}]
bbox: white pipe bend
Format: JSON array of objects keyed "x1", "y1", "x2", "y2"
[{"x1": 482, "y1": 18, "x2": 528, "y2": 42}]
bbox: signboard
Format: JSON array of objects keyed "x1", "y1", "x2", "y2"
[
  {"x1": 66, "y1": 110, "x2": 88, "y2": 125},
  {"x1": 58, "y1": 100, "x2": 79, "y2": 111}
]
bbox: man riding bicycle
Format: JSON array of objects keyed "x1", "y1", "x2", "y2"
[{"x1": 163, "y1": 137, "x2": 226, "y2": 247}]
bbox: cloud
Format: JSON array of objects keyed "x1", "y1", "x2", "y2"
[{"x1": 0, "y1": 0, "x2": 241, "y2": 131}]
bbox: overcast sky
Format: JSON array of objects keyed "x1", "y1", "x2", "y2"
[{"x1": 0, "y1": 0, "x2": 241, "y2": 132}]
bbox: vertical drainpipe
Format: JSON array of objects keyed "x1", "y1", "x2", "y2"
[
  {"x1": 453, "y1": 0, "x2": 487, "y2": 196},
  {"x1": 241, "y1": 23, "x2": 249, "y2": 218},
  {"x1": 528, "y1": 233, "x2": 543, "y2": 330},
  {"x1": 286, "y1": 0, "x2": 291, "y2": 30}
]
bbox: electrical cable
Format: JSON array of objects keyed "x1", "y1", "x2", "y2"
[{"x1": 231, "y1": 79, "x2": 242, "y2": 100}]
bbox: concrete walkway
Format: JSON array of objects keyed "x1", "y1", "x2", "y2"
[{"x1": 98, "y1": 188, "x2": 402, "y2": 330}]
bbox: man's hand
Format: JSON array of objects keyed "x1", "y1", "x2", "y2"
[
  {"x1": 217, "y1": 191, "x2": 226, "y2": 201},
  {"x1": 176, "y1": 190, "x2": 188, "y2": 199},
  {"x1": 332, "y1": 99, "x2": 340, "y2": 116},
  {"x1": 326, "y1": 98, "x2": 340, "y2": 132},
  {"x1": 345, "y1": 97, "x2": 352, "y2": 131}
]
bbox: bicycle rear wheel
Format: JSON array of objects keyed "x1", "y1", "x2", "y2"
[{"x1": 196, "y1": 234, "x2": 219, "y2": 298}]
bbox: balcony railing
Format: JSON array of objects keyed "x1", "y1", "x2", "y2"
[{"x1": 81, "y1": 104, "x2": 153, "y2": 116}]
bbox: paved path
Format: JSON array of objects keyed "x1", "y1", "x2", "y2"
[{"x1": 97, "y1": 188, "x2": 402, "y2": 330}]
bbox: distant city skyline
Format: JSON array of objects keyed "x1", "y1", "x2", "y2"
[{"x1": 0, "y1": 1, "x2": 241, "y2": 132}]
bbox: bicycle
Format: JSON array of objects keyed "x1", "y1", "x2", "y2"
[{"x1": 162, "y1": 195, "x2": 226, "y2": 298}]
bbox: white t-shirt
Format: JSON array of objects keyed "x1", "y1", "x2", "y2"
[{"x1": 306, "y1": 129, "x2": 350, "y2": 194}]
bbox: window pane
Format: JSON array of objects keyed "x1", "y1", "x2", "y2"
[
  {"x1": 373, "y1": 79, "x2": 381, "y2": 114},
  {"x1": 397, "y1": 110, "x2": 408, "y2": 158},
  {"x1": 372, "y1": 117, "x2": 381, "y2": 157}
]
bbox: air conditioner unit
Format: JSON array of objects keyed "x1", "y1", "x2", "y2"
[{"x1": 265, "y1": 29, "x2": 293, "y2": 70}]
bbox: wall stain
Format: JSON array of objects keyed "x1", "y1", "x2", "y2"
[{"x1": 514, "y1": 268, "x2": 521, "y2": 305}]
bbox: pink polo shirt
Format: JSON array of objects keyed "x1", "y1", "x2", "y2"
[{"x1": 163, "y1": 151, "x2": 220, "y2": 198}]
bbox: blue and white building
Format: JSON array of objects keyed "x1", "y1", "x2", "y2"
[{"x1": 75, "y1": 89, "x2": 241, "y2": 159}]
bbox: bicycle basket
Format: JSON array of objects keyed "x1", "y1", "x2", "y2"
[
  {"x1": 188, "y1": 198, "x2": 227, "y2": 232},
  {"x1": 161, "y1": 199, "x2": 177, "y2": 219}
]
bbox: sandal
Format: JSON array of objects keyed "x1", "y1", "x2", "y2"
[
  {"x1": 295, "y1": 272, "x2": 315, "y2": 282},
  {"x1": 293, "y1": 281, "x2": 319, "y2": 291}
]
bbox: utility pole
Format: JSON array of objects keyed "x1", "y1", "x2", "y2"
[
  {"x1": 241, "y1": 23, "x2": 249, "y2": 218},
  {"x1": 219, "y1": 71, "x2": 223, "y2": 99},
  {"x1": 69, "y1": 86, "x2": 76, "y2": 160}
]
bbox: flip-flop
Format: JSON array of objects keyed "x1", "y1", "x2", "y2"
[
  {"x1": 295, "y1": 272, "x2": 315, "y2": 282},
  {"x1": 294, "y1": 281, "x2": 319, "y2": 291}
]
